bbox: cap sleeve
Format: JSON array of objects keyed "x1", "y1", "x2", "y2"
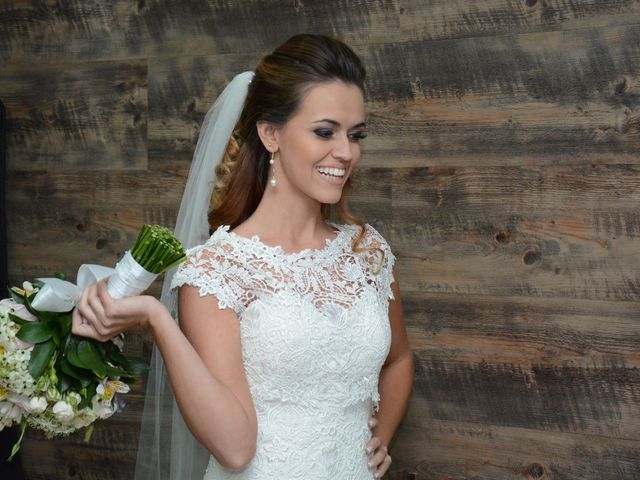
[
  {"x1": 361, "y1": 224, "x2": 397, "y2": 302},
  {"x1": 170, "y1": 242, "x2": 245, "y2": 315}
]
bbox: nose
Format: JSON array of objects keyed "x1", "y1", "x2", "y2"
[{"x1": 331, "y1": 134, "x2": 354, "y2": 162}]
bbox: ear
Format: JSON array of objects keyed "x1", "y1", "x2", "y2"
[{"x1": 256, "y1": 121, "x2": 280, "y2": 152}]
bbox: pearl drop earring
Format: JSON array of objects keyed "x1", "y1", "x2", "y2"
[{"x1": 269, "y1": 150, "x2": 277, "y2": 187}]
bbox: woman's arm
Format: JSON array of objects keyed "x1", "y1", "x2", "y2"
[
  {"x1": 72, "y1": 279, "x2": 257, "y2": 470},
  {"x1": 366, "y1": 267, "x2": 414, "y2": 478}
]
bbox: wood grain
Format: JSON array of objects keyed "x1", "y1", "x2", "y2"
[
  {"x1": 2, "y1": 0, "x2": 639, "y2": 478},
  {"x1": 1, "y1": 59, "x2": 148, "y2": 171}
]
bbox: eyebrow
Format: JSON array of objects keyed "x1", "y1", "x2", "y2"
[{"x1": 312, "y1": 118, "x2": 366, "y2": 129}]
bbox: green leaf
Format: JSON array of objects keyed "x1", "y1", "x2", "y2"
[
  {"x1": 56, "y1": 371, "x2": 74, "y2": 394},
  {"x1": 67, "y1": 344, "x2": 87, "y2": 370},
  {"x1": 77, "y1": 340, "x2": 107, "y2": 378},
  {"x1": 124, "y1": 357, "x2": 150, "y2": 376},
  {"x1": 105, "y1": 364, "x2": 129, "y2": 377},
  {"x1": 54, "y1": 272, "x2": 66, "y2": 281},
  {"x1": 51, "y1": 326, "x2": 61, "y2": 348},
  {"x1": 59, "y1": 313, "x2": 73, "y2": 338},
  {"x1": 106, "y1": 350, "x2": 129, "y2": 368},
  {"x1": 8, "y1": 313, "x2": 30, "y2": 326},
  {"x1": 21, "y1": 293, "x2": 40, "y2": 317},
  {"x1": 79, "y1": 382, "x2": 97, "y2": 410},
  {"x1": 28, "y1": 341, "x2": 56, "y2": 379},
  {"x1": 17, "y1": 322, "x2": 53, "y2": 344},
  {"x1": 59, "y1": 357, "x2": 93, "y2": 387},
  {"x1": 8, "y1": 288, "x2": 25, "y2": 305}
]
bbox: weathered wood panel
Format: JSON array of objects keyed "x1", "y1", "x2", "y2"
[
  {"x1": 1, "y1": 0, "x2": 639, "y2": 479},
  {"x1": 389, "y1": 290, "x2": 640, "y2": 477},
  {"x1": 143, "y1": 25, "x2": 640, "y2": 171},
  {"x1": 1, "y1": 59, "x2": 148, "y2": 171},
  {"x1": 2, "y1": 1, "x2": 640, "y2": 63},
  {"x1": 392, "y1": 420, "x2": 640, "y2": 479},
  {"x1": 388, "y1": 165, "x2": 640, "y2": 301}
]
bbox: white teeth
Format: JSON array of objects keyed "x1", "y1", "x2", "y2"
[{"x1": 316, "y1": 167, "x2": 346, "y2": 177}]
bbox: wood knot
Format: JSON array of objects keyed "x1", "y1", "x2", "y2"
[
  {"x1": 95, "y1": 238, "x2": 108, "y2": 250},
  {"x1": 523, "y1": 249, "x2": 541, "y2": 265},
  {"x1": 187, "y1": 98, "x2": 197, "y2": 114},
  {"x1": 525, "y1": 462, "x2": 545, "y2": 478},
  {"x1": 76, "y1": 223, "x2": 86, "y2": 232},
  {"x1": 524, "y1": 0, "x2": 538, "y2": 7},
  {"x1": 615, "y1": 77, "x2": 628, "y2": 95},
  {"x1": 495, "y1": 230, "x2": 510, "y2": 244}
]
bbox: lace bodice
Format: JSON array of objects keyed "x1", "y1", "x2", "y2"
[{"x1": 170, "y1": 222, "x2": 396, "y2": 479}]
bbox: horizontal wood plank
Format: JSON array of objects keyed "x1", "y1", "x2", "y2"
[
  {"x1": 2, "y1": 1, "x2": 639, "y2": 63},
  {"x1": 389, "y1": 419, "x2": 640, "y2": 479},
  {"x1": 1, "y1": 60, "x2": 148, "y2": 171}
]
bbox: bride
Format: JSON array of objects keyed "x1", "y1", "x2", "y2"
[{"x1": 72, "y1": 34, "x2": 414, "y2": 479}]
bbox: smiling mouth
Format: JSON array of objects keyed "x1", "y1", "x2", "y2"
[{"x1": 316, "y1": 166, "x2": 347, "y2": 178}]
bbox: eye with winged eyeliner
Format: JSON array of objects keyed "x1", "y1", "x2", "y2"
[{"x1": 312, "y1": 118, "x2": 367, "y2": 141}]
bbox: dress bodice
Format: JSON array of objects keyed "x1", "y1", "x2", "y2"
[{"x1": 170, "y1": 222, "x2": 396, "y2": 479}]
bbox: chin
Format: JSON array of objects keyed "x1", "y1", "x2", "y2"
[{"x1": 315, "y1": 190, "x2": 343, "y2": 205}]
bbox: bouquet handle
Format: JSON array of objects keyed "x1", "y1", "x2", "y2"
[{"x1": 107, "y1": 251, "x2": 158, "y2": 300}]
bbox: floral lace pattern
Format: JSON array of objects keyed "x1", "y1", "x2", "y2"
[{"x1": 171, "y1": 222, "x2": 396, "y2": 479}]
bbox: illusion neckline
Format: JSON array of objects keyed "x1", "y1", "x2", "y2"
[{"x1": 217, "y1": 221, "x2": 352, "y2": 259}]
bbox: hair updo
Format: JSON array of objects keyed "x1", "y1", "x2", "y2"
[{"x1": 208, "y1": 34, "x2": 372, "y2": 255}]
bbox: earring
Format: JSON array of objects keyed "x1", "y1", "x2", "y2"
[{"x1": 269, "y1": 150, "x2": 277, "y2": 187}]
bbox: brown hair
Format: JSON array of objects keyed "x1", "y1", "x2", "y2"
[{"x1": 208, "y1": 34, "x2": 375, "y2": 262}]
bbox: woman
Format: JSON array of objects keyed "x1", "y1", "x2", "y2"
[{"x1": 72, "y1": 34, "x2": 414, "y2": 479}]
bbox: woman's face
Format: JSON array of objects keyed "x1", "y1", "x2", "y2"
[{"x1": 271, "y1": 80, "x2": 366, "y2": 205}]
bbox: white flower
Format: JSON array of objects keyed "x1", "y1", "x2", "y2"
[
  {"x1": 22, "y1": 282, "x2": 37, "y2": 295},
  {"x1": 52, "y1": 400, "x2": 74, "y2": 424},
  {"x1": 7, "y1": 392, "x2": 31, "y2": 411},
  {"x1": 91, "y1": 396, "x2": 115, "y2": 419},
  {"x1": 71, "y1": 410, "x2": 96, "y2": 429},
  {"x1": 27, "y1": 396, "x2": 48, "y2": 414},
  {"x1": 96, "y1": 379, "x2": 129, "y2": 401},
  {"x1": 0, "y1": 401, "x2": 23, "y2": 429},
  {"x1": 0, "y1": 298, "x2": 15, "y2": 315}
]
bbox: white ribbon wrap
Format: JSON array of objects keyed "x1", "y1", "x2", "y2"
[
  {"x1": 30, "y1": 251, "x2": 158, "y2": 312},
  {"x1": 107, "y1": 251, "x2": 159, "y2": 300}
]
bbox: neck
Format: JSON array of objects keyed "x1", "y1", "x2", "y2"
[{"x1": 241, "y1": 182, "x2": 331, "y2": 245}]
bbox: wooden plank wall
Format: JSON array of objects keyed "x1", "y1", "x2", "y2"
[{"x1": 2, "y1": 1, "x2": 639, "y2": 478}]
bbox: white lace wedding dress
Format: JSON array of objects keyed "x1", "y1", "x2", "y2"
[{"x1": 170, "y1": 221, "x2": 396, "y2": 479}]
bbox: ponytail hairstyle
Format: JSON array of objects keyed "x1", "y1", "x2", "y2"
[{"x1": 208, "y1": 34, "x2": 378, "y2": 265}]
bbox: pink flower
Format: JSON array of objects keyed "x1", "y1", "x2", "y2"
[
  {"x1": 0, "y1": 299, "x2": 38, "y2": 350},
  {"x1": 9, "y1": 303, "x2": 38, "y2": 323}
]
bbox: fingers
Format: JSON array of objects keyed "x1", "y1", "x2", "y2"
[
  {"x1": 374, "y1": 450, "x2": 392, "y2": 479},
  {"x1": 72, "y1": 298, "x2": 101, "y2": 340},
  {"x1": 76, "y1": 283, "x2": 98, "y2": 326},
  {"x1": 366, "y1": 435, "x2": 391, "y2": 479},
  {"x1": 368, "y1": 416, "x2": 378, "y2": 430},
  {"x1": 365, "y1": 435, "x2": 381, "y2": 455},
  {"x1": 72, "y1": 281, "x2": 111, "y2": 341},
  {"x1": 96, "y1": 279, "x2": 115, "y2": 316}
]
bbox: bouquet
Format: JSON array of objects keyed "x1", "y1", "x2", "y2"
[{"x1": 0, "y1": 225, "x2": 186, "y2": 460}]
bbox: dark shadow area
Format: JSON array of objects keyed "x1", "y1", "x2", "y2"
[{"x1": 0, "y1": 99, "x2": 26, "y2": 479}]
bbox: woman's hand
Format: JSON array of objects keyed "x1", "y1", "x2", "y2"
[
  {"x1": 366, "y1": 416, "x2": 392, "y2": 479},
  {"x1": 71, "y1": 278, "x2": 161, "y2": 342}
]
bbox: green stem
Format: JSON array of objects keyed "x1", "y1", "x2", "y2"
[{"x1": 7, "y1": 420, "x2": 27, "y2": 462}]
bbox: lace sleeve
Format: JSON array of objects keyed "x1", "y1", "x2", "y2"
[
  {"x1": 170, "y1": 243, "x2": 244, "y2": 315},
  {"x1": 362, "y1": 224, "x2": 397, "y2": 302}
]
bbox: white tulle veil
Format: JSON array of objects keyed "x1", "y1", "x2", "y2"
[{"x1": 134, "y1": 70, "x2": 255, "y2": 480}]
